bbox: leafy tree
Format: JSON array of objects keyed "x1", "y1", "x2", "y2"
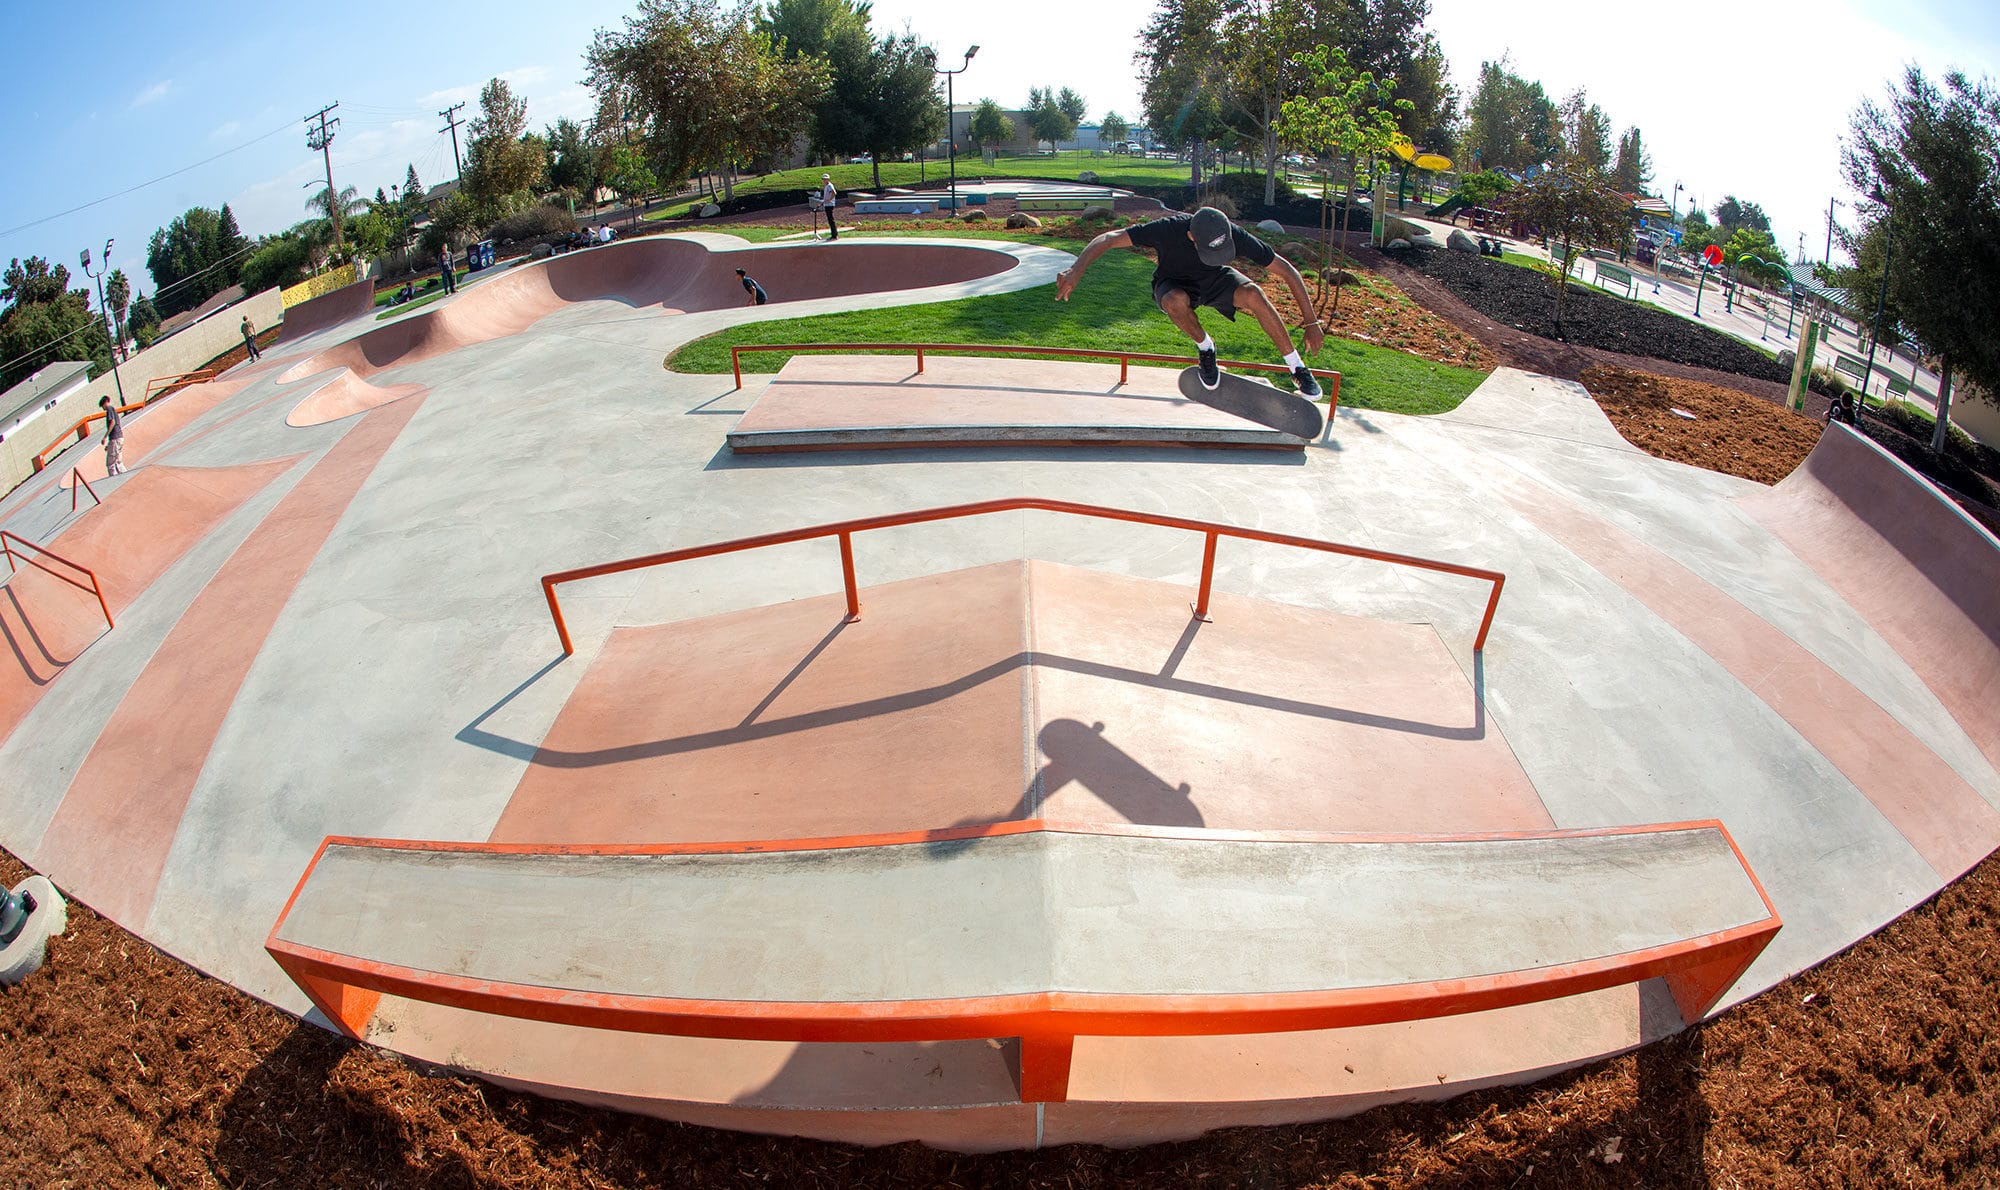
[
  {"x1": 1099, "y1": 111, "x2": 1131, "y2": 148},
  {"x1": 1558, "y1": 88, "x2": 1612, "y2": 170},
  {"x1": 1711, "y1": 195, "x2": 1769, "y2": 235},
  {"x1": 1397, "y1": 32, "x2": 1458, "y2": 154},
  {"x1": 1463, "y1": 57, "x2": 1558, "y2": 172},
  {"x1": 968, "y1": 98, "x2": 1014, "y2": 148},
  {"x1": 603, "y1": 145, "x2": 658, "y2": 221},
  {"x1": 1510, "y1": 165, "x2": 1634, "y2": 335},
  {"x1": 1725, "y1": 227, "x2": 1789, "y2": 287},
  {"x1": 1026, "y1": 86, "x2": 1079, "y2": 150},
  {"x1": 128, "y1": 294, "x2": 160, "y2": 347},
  {"x1": 1844, "y1": 65, "x2": 2000, "y2": 450},
  {"x1": 1, "y1": 256, "x2": 110, "y2": 387},
  {"x1": 463, "y1": 78, "x2": 549, "y2": 212},
  {"x1": 404, "y1": 164, "x2": 426, "y2": 207},
  {"x1": 238, "y1": 232, "x2": 315, "y2": 295},
  {"x1": 305, "y1": 184, "x2": 368, "y2": 225},
  {"x1": 1454, "y1": 169, "x2": 1512, "y2": 205},
  {"x1": 591, "y1": 0, "x2": 825, "y2": 195},
  {"x1": 546, "y1": 117, "x2": 600, "y2": 206},
  {"x1": 105, "y1": 269, "x2": 131, "y2": 349},
  {"x1": 1057, "y1": 88, "x2": 1088, "y2": 129},
  {"x1": 1276, "y1": 42, "x2": 1409, "y2": 308},
  {"x1": 1139, "y1": 0, "x2": 1234, "y2": 188},
  {"x1": 848, "y1": 32, "x2": 942, "y2": 187},
  {"x1": 145, "y1": 204, "x2": 249, "y2": 317},
  {"x1": 1610, "y1": 126, "x2": 1652, "y2": 193}
]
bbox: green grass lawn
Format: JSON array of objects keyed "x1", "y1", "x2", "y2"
[
  {"x1": 667, "y1": 244, "x2": 1487, "y2": 415},
  {"x1": 376, "y1": 289, "x2": 449, "y2": 320},
  {"x1": 650, "y1": 151, "x2": 1206, "y2": 220}
]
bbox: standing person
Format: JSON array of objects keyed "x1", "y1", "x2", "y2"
[
  {"x1": 98, "y1": 396, "x2": 126, "y2": 476},
  {"x1": 1054, "y1": 206, "x2": 1326, "y2": 397},
  {"x1": 818, "y1": 173, "x2": 839, "y2": 241},
  {"x1": 439, "y1": 245, "x2": 457, "y2": 295},
  {"x1": 239, "y1": 315, "x2": 261, "y2": 362},
  {"x1": 735, "y1": 268, "x2": 768, "y2": 306}
]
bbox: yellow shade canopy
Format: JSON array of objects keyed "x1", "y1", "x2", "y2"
[{"x1": 1414, "y1": 153, "x2": 1452, "y2": 171}]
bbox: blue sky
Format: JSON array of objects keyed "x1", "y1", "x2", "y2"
[{"x1": 3, "y1": 0, "x2": 1994, "y2": 305}]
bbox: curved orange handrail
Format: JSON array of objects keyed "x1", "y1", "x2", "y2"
[
  {"x1": 730, "y1": 342, "x2": 1342, "y2": 418},
  {"x1": 539, "y1": 497, "x2": 1503, "y2": 657}
]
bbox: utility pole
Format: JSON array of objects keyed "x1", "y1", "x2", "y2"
[
  {"x1": 439, "y1": 102, "x2": 466, "y2": 182},
  {"x1": 305, "y1": 102, "x2": 343, "y2": 248},
  {"x1": 1824, "y1": 197, "x2": 1835, "y2": 265}
]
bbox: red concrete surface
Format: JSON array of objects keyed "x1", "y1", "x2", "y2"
[
  {"x1": 1502, "y1": 471, "x2": 2000, "y2": 880},
  {"x1": 0, "y1": 461, "x2": 299, "y2": 747},
  {"x1": 275, "y1": 278, "x2": 377, "y2": 343},
  {"x1": 37, "y1": 398, "x2": 425, "y2": 928},
  {"x1": 491, "y1": 560, "x2": 1545, "y2": 845},
  {"x1": 277, "y1": 239, "x2": 1017, "y2": 389},
  {"x1": 62, "y1": 379, "x2": 251, "y2": 486},
  {"x1": 1740, "y1": 424, "x2": 2000, "y2": 776},
  {"x1": 285, "y1": 371, "x2": 428, "y2": 428}
]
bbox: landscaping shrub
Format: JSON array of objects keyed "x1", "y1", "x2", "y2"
[{"x1": 486, "y1": 204, "x2": 575, "y2": 245}]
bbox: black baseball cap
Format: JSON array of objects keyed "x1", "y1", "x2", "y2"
[{"x1": 1191, "y1": 207, "x2": 1235, "y2": 266}]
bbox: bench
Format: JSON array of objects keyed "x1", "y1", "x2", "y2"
[
  {"x1": 268, "y1": 819, "x2": 1779, "y2": 1104},
  {"x1": 1884, "y1": 372, "x2": 1912, "y2": 398},
  {"x1": 1017, "y1": 190, "x2": 1118, "y2": 212},
  {"x1": 1834, "y1": 353, "x2": 1870, "y2": 386},
  {"x1": 1594, "y1": 260, "x2": 1639, "y2": 299}
]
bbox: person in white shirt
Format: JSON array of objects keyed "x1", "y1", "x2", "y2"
[{"x1": 818, "y1": 173, "x2": 838, "y2": 240}]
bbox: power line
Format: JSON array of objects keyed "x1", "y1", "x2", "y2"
[{"x1": 0, "y1": 118, "x2": 298, "y2": 243}]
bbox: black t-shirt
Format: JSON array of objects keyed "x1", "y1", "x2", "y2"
[
  {"x1": 740, "y1": 275, "x2": 767, "y2": 303},
  {"x1": 1126, "y1": 213, "x2": 1276, "y2": 285}
]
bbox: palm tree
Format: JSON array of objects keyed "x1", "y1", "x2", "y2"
[{"x1": 304, "y1": 185, "x2": 369, "y2": 251}]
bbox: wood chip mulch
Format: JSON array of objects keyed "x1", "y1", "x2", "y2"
[
  {"x1": 7, "y1": 839, "x2": 2000, "y2": 1187},
  {"x1": 1580, "y1": 364, "x2": 1825, "y2": 485}
]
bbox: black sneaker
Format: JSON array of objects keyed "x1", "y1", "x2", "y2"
[
  {"x1": 1197, "y1": 346, "x2": 1220, "y2": 389},
  {"x1": 1292, "y1": 365, "x2": 1322, "y2": 399}
]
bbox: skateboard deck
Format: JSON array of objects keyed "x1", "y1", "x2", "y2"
[{"x1": 1178, "y1": 367, "x2": 1324, "y2": 439}]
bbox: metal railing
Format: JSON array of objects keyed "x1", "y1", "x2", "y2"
[
  {"x1": 0, "y1": 530, "x2": 113, "y2": 631},
  {"x1": 728, "y1": 342, "x2": 1342, "y2": 417},
  {"x1": 143, "y1": 369, "x2": 215, "y2": 402},
  {"x1": 540, "y1": 497, "x2": 1502, "y2": 657},
  {"x1": 69, "y1": 468, "x2": 101, "y2": 513}
]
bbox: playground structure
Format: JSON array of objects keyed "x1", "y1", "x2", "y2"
[{"x1": 0, "y1": 233, "x2": 1995, "y2": 1150}]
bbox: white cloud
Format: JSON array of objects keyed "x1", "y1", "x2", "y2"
[
  {"x1": 131, "y1": 79, "x2": 174, "y2": 109},
  {"x1": 210, "y1": 120, "x2": 242, "y2": 141}
]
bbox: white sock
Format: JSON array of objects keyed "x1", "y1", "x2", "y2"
[
  {"x1": 1282, "y1": 350, "x2": 1303, "y2": 369},
  {"x1": 1196, "y1": 336, "x2": 1215, "y2": 353}
]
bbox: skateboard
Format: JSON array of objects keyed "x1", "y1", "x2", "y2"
[{"x1": 1178, "y1": 367, "x2": 1324, "y2": 439}]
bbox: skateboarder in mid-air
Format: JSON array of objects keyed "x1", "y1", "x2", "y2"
[{"x1": 1054, "y1": 206, "x2": 1326, "y2": 397}]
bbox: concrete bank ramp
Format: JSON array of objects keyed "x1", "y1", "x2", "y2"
[
  {"x1": 276, "y1": 278, "x2": 377, "y2": 343},
  {"x1": 1739, "y1": 423, "x2": 2000, "y2": 773}
]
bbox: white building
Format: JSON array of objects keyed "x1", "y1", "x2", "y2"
[{"x1": 0, "y1": 361, "x2": 92, "y2": 446}]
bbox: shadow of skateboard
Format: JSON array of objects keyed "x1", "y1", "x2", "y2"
[{"x1": 1177, "y1": 368, "x2": 1324, "y2": 439}]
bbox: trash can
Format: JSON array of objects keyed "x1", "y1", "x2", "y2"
[{"x1": 466, "y1": 240, "x2": 496, "y2": 271}]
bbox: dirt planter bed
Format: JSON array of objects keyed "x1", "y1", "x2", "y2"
[{"x1": 1388, "y1": 246, "x2": 1791, "y2": 385}]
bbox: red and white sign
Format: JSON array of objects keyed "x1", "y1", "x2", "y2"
[{"x1": 1702, "y1": 244, "x2": 1724, "y2": 267}]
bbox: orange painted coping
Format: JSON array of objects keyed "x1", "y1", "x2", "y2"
[{"x1": 267, "y1": 819, "x2": 1780, "y2": 1104}]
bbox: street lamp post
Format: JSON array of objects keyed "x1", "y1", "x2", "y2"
[
  {"x1": 1862, "y1": 184, "x2": 1894, "y2": 404},
  {"x1": 78, "y1": 241, "x2": 127, "y2": 407},
  {"x1": 932, "y1": 46, "x2": 979, "y2": 212}
]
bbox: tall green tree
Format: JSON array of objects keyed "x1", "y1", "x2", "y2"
[
  {"x1": 849, "y1": 32, "x2": 942, "y2": 187},
  {"x1": 1025, "y1": 86, "x2": 1078, "y2": 150},
  {"x1": 1610, "y1": 126, "x2": 1652, "y2": 193},
  {"x1": 145, "y1": 204, "x2": 248, "y2": 317},
  {"x1": 1711, "y1": 195, "x2": 1770, "y2": 235},
  {"x1": 1844, "y1": 65, "x2": 2000, "y2": 451},
  {"x1": 968, "y1": 98, "x2": 1014, "y2": 148},
  {"x1": 1, "y1": 257, "x2": 111, "y2": 388},
  {"x1": 464, "y1": 78, "x2": 548, "y2": 210},
  {"x1": 546, "y1": 117, "x2": 600, "y2": 205},
  {"x1": 591, "y1": 0, "x2": 826, "y2": 195},
  {"x1": 1398, "y1": 32, "x2": 1458, "y2": 153},
  {"x1": 1139, "y1": 0, "x2": 1233, "y2": 189},
  {"x1": 1558, "y1": 88, "x2": 1612, "y2": 170},
  {"x1": 1463, "y1": 57, "x2": 1558, "y2": 171},
  {"x1": 1277, "y1": 42, "x2": 1409, "y2": 306}
]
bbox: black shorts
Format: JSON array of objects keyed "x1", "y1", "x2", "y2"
[{"x1": 1152, "y1": 268, "x2": 1254, "y2": 319}]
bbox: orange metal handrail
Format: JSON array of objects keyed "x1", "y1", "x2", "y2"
[
  {"x1": 0, "y1": 530, "x2": 113, "y2": 631},
  {"x1": 729, "y1": 342, "x2": 1343, "y2": 418},
  {"x1": 540, "y1": 498, "x2": 1503, "y2": 658},
  {"x1": 143, "y1": 369, "x2": 215, "y2": 402},
  {"x1": 70, "y1": 468, "x2": 101, "y2": 513}
]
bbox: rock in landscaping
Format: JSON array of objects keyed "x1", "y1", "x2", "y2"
[
  {"x1": 1387, "y1": 238, "x2": 1411, "y2": 250},
  {"x1": 1447, "y1": 228, "x2": 1479, "y2": 254},
  {"x1": 531, "y1": 243, "x2": 552, "y2": 258},
  {"x1": 1257, "y1": 219, "x2": 1286, "y2": 234},
  {"x1": 699, "y1": 203, "x2": 721, "y2": 218},
  {"x1": 1080, "y1": 205, "x2": 1114, "y2": 221},
  {"x1": 1078, "y1": 170, "x2": 1099, "y2": 183},
  {"x1": 1383, "y1": 215, "x2": 1430, "y2": 243},
  {"x1": 960, "y1": 209, "x2": 990, "y2": 222},
  {"x1": 1006, "y1": 212, "x2": 1042, "y2": 229}
]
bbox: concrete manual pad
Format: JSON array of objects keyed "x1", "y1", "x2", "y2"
[{"x1": 727, "y1": 355, "x2": 1305, "y2": 451}]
